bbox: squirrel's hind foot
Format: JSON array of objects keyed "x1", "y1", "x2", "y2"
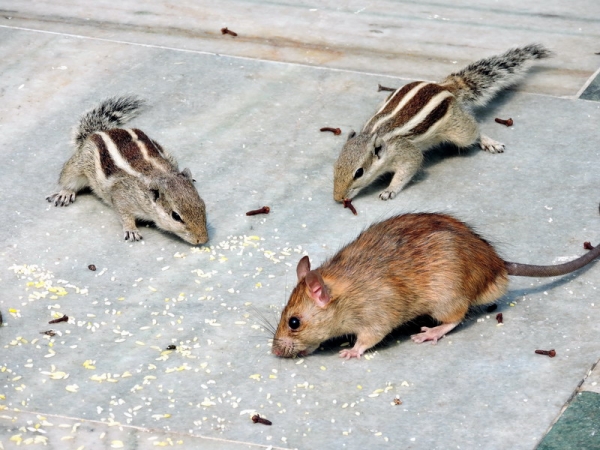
[{"x1": 479, "y1": 135, "x2": 505, "y2": 153}]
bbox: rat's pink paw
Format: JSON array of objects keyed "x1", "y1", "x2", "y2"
[
  {"x1": 411, "y1": 322, "x2": 458, "y2": 344},
  {"x1": 411, "y1": 326, "x2": 440, "y2": 344},
  {"x1": 339, "y1": 348, "x2": 362, "y2": 359}
]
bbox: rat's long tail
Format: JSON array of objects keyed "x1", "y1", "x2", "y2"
[
  {"x1": 505, "y1": 243, "x2": 600, "y2": 277},
  {"x1": 73, "y1": 95, "x2": 146, "y2": 147},
  {"x1": 441, "y1": 44, "x2": 552, "y2": 108}
]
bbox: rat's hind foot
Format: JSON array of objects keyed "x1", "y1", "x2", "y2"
[
  {"x1": 339, "y1": 348, "x2": 363, "y2": 359},
  {"x1": 46, "y1": 190, "x2": 76, "y2": 206},
  {"x1": 411, "y1": 322, "x2": 459, "y2": 344}
]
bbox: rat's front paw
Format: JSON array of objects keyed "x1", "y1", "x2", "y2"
[
  {"x1": 379, "y1": 190, "x2": 396, "y2": 201},
  {"x1": 339, "y1": 348, "x2": 362, "y2": 359},
  {"x1": 124, "y1": 230, "x2": 143, "y2": 241},
  {"x1": 46, "y1": 190, "x2": 76, "y2": 206},
  {"x1": 479, "y1": 135, "x2": 505, "y2": 154}
]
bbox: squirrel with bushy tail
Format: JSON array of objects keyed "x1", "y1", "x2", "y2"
[
  {"x1": 47, "y1": 96, "x2": 209, "y2": 244},
  {"x1": 333, "y1": 44, "x2": 552, "y2": 202}
]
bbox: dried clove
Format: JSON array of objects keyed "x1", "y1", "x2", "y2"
[
  {"x1": 377, "y1": 84, "x2": 396, "y2": 92},
  {"x1": 320, "y1": 127, "x2": 342, "y2": 135},
  {"x1": 393, "y1": 397, "x2": 403, "y2": 405},
  {"x1": 495, "y1": 313, "x2": 503, "y2": 324},
  {"x1": 221, "y1": 27, "x2": 238, "y2": 36},
  {"x1": 251, "y1": 414, "x2": 272, "y2": 425},
  {"x1": 343, "y1": 198, "x2": 357, "y2": 216},
  {"x1": 246, "y1": 206, "x2": 270, "y2": 216},
  {"x1": 584, "y1": 242, "x2": 594, "y2": 250},
  {"x1": 49, "y1": 315, "x2": 69, "y2": 324},
  {"x1": 535, "y1": 349, "x2": 556, "y2": 358},
  {"x1": 494, "y1": 117, "x2": 513, "y2": 127},
  {"x1": 88, "y1": 264, "x2": 97, "y2": 271}
]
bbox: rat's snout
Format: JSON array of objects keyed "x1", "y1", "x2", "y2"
[
  {"x1": 271, "y1": 345, "x2": 290, "y2": 358},
  {"x1": 271, "y1": 347, "x2": 285, "y2": 358},
  {"x1": 271, "y1": 337, "x2": 302, "y2": 358}
]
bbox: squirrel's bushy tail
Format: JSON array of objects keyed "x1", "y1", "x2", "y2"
[
  {"x1": 441, "y1": 44, "x2": 552, "y2": 108},
  {"x1": 73, "y1": 95, "x2": 146, "y2": 147}
]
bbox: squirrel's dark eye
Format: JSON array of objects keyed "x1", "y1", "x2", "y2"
[
  {"x1": 374, "y1": 145, "x2": 383, "y2": 157},
  {"x1": 171, "y1": 211, "x2": 184, "y2": 223},
  {"x1": 354, "y1": 168, "x2": 364, "y2": 179},
  {"x1": 151, "y1": 189, "x2": 160, "y2": 201},
  {"x1": 288, "y1": 317, "x2": 301, "y2": 330}
]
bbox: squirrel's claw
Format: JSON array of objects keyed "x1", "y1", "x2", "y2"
[
  {"x1": 46, "y1": 191, "x2": 76, "y2": 207},
  {"x1": 124, "y1": 230, "x2": 143, "y2": 242}
]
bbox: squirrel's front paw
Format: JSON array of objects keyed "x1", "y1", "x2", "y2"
[
  {"x1": 379, "y1": 190, "x2": 396, "y2": 201},
  {"x1": 124, "y1": 230, "x2": 143, "y2": 241},
  {"x1": 479, "y1": 135, "x2": 505, "y2": 153},
  {"x1": 46, "y1": 190, "x2": 76, "y2": 206}
]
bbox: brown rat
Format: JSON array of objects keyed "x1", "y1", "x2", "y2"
[{"x1": 272, "y1": 213, "x2": 600, "y2": 359}]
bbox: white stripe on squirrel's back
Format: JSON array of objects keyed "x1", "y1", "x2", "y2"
[{"x1": 333, "y1": 44, "x2": 552, "y2": 203}]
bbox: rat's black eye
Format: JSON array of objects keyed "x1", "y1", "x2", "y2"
[
  {"x1": 288, "y1": 317, "x2": 301, "y2": 330},
  {"x1": 171, "y1": 211, "x2": 184, "y2": 223},
  {"x1": 374, "y1": 144, "x2": 383, "y2": 157},
  {"x1": 354, "y1": 168, "x2": 364, "y2": 179}
]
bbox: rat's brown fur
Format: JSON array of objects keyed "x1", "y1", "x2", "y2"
[{"x1": 272, "y1": 213, "x2": 600, "y2": 359}]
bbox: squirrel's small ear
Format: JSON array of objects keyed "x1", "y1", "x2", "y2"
[
  {"x1": 181, "y1": 168, "x2": 195, "y2": 182},
  {"x1": 147, "y1": 179, "x2": 163, "y2": 201},
  {"x1": 347, "y1": 130, "x2": 356, "y2": 141},
  {"x1": 373, "y1": 137, "x2": 384, "y2": 158},
  {"x1": 296, "y1": 256, "x2": 311, "y2": 281}
]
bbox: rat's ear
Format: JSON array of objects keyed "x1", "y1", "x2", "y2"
[
  {"x1": 296, "y1": 256, "x2": 311, "y2": 281},
  {"x1": 305, "y1": 271, "x2": 330, "y2": 307}
]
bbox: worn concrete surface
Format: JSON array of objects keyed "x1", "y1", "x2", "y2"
[
  {"x1": 0, "y1": 1, "x2": 599, "y2": 449},
  {"x1": 1, "y1": 1, "x2": 599, "y2": 98},
  {"x1": 0, "y1": 0, "x2": 600, "y2": 96}
]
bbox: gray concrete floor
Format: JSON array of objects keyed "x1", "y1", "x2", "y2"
[{"x1": 1, "y1": 1, "x2": 599, "y2": 449}]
